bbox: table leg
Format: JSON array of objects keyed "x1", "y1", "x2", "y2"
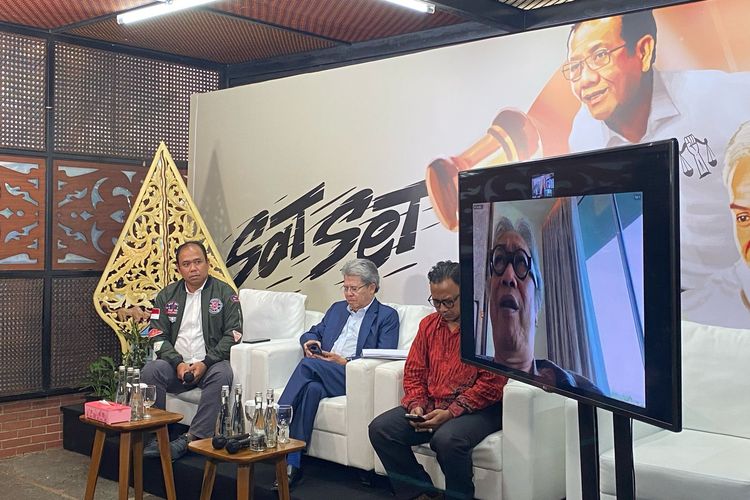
[
  {"x1": 237, "y1": 463, "x2": 254, "y2": 500},
  {"x1": 199, "y1": 459, "x2": 217, "y2": 500},
  {"x1": 119, "y1": 431, "x2": 132, "y2": 500},
  {"x1": 84, "y1": 428, "x2": 106, "y2": 500},
  {"x1": 156, "y1": 425, "x2": 177, "y2": 500},
  {"x1": 132, "y1": 431, "x2": 144, "y2": 500},
  {"x1": 275, "y1": 456, "x2": 290, "y2": 500}
]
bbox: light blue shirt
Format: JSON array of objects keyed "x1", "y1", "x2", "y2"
[{"x1": 330, "y1": 299, "x2": 374, "y2": 358}]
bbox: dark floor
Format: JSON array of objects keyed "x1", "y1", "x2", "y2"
[{"x1": 0, "y1": 446, "x2": 396, "y2": 500}]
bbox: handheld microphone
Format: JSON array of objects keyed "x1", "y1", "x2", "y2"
[
  {"x1": 212, "y1": 433, "x2": 249, "y2": 450},
  {"x1": 183, "y1": 371, "x2": 195, "y2": 386},
  {"x1": 226, "y1": 435, "x2": 254, "y2": 454}
]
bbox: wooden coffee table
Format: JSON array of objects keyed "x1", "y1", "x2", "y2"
[
  {"x1": 189, "y1": 437, "x2": 305, "y2": 500},
  {"x1": 80, "y1": 408, "x2": 183, "y2": 500}
]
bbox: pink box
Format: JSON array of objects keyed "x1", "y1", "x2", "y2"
[{"x1": 84, "y1": 400, "x2": 131, "y2": 424}]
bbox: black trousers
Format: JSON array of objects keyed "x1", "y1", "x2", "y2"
[{"x1": 369, "y1": 404, "x2": 502, "y2": 499}]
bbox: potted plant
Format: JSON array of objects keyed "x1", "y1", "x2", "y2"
[
  {"x1": 120, "y1": 318, "x2": 153, "y2": 369},
  {"x1": 82, "y1": 355, "x2": 118, "y2": 401}
]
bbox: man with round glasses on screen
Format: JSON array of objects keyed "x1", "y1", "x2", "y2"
[
  {"x1": 489, "y1": 217, "x2": 601, "y2": 393},
  {"x1": 274, "y1": 258, "x2": 399, "y2": 489}
]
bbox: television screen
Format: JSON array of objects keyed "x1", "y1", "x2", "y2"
[{"x1": 459, "y1": 139, "x2": 681, "y2": 431}]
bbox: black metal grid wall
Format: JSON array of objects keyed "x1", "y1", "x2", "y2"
[
  {"x1": 0, "y1": 31, "x2": 46, "y2": 151},
  {"x1": 0, "y1": 29, "x2": 221, "y2": 401},
  {"x1": 54, "y1": 43, "x2": 219, "y2": 162},
  {"x1": 49, "y1": 277, "x2": 122, "y2": 390},
  {"x1": 0, "y1": 279, "x2": 44, "y2": 396}
]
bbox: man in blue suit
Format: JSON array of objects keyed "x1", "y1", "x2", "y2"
[{"x1": 275, "y1": 258, "x2": 400, "y2": 488}]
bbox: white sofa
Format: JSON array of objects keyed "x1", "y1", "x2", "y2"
[
  {"x1": 230, "y1": 298, "x2": 434, "y2": 471},
  {"x1": 564, "y1": 320, "x2": 750, "y2": 500},
  {"x1": 374, "y1": 362, "x2": 567, "y2": 500},
  {"x1": 165, "y1": 288, "x2": 310, "y2": 425}
]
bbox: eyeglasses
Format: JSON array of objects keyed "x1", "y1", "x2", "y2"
[
  {"x1": 428, "y1": 294, "x2": 460, "y2": 309},
  {"x1": 489, "y1": 245, "x2": 533, "y2": 281},
  {"x1": 341, "y1": 284, "x2": 368, "y2": 293},
  {"x1": 562, "y1": 44, "x2": 627, "y2": 81}
]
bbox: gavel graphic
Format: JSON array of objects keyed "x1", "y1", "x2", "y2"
[{"x1": 425, "y1": 108, "x2": 541, "y2": 231}]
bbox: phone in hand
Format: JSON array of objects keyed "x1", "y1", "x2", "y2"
[
  {"x1": 307, "y1": 343, "x2": 323, "y2": 355},
  {"x1": 404, "y1": 413, "x2": 426, "y2": 423}
]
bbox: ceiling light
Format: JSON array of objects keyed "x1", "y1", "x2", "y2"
[
  {"x1": 382, "y1": 0, "x2": 436, "y2": 14},
  {"x1": 117, "y1": 0, "x2": 220, "y2": 25}
]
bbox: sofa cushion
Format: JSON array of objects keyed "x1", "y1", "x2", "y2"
[
  {"x1": 239, "y1": 288, "x2": 306, "y2": 340},
  {"x1": 313, "y1": 395, "x2": 347, "y2": 434},
  {"x1": 681, "y1": 320, "x2": 750, "y2": 438},
  {"x1": 414, "y1": 430, "x2": 503, "y2": 472},
  {"x1": 385, "y1": 303, "x2": 434, "y2": 349},
  {"x1": 600, "y1": 429, "x2": 750, "y2": 500}
]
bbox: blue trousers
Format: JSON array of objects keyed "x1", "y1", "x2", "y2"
[{"x1": 278, "y1": 357, "x2": 346, "y2": 468}]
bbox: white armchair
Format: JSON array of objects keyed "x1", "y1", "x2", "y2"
[
  {"x1": 230, "y1": 300, "x2": 433, "y2": 471},
  {"x1": 564, "y1": 320, "x2": 750, "y2": 500},
  {"x1": 373, "y1": 362, "x2": 567, "y2": 500}
]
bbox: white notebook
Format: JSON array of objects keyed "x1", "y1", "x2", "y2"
[{"x1": 361, "y1": 348, "x2": 409, "y2": 360}]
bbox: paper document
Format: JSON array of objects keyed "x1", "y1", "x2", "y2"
[{"x1": 361, "y1": 348, "x2": 409, "y2": 360}]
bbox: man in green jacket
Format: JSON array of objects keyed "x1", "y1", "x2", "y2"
[{"x1": 142, "y1": 240, "x2": 242, "y2": 460}]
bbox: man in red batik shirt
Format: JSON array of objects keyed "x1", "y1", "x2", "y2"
[{"x1": 369, "y1": 261, "x2": 507, "y2": 500}]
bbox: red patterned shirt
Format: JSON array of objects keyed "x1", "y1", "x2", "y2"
[{"x1": 401, "y1": 312, "x2": 507, "y2": 417}]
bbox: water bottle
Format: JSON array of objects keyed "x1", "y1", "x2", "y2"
[
  {"x1": 114, "y1": 366, "x2": 127, "y2": 405},
  {"x1": 215, "y1": 385, "x2": 231, "y2": 436},
  {"x1": 264, "y1": 388, "x2": 277, "y2": 448},
  {"x1": 130, "y1": 369, "x2": 144, "y2": 421},
  {"x1": 250, "y1": 391, "x2": 266, "y2": 451},
  {"x1": 230, "y1": 383, "x2": 245, "y2": 435},
  {"x1": 126, "y1": 367, "x2": 134, "y2": 405}
]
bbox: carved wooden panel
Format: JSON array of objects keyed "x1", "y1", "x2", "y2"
[
  {"x1": 93, "y1": 143, "x2": 235, "y2": 351},
  {"x1": 0, "y1": 156, "x2": 46, "y2": 270},
  {"x1": 53, "y1": 159, "x2": 147, "y2": 270}
]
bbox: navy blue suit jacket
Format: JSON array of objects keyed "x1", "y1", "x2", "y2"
[{"x1": 299, "y1": 298, "x2": 399, "y2": 358}]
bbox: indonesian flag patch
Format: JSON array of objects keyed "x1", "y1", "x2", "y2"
[
  {"x1": 150, "y1": 308, "x2": 160, "y2": 320},
  {"x1": 148, "y1": 328, "x2": 164, "y2": 338}
]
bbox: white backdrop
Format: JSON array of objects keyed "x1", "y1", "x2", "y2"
[{"x1": 188, "y1": 27, "x2": 567, "y2": 311}]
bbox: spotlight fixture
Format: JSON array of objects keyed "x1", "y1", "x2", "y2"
[
  {"x1": 382, "y1": 0, "x2": 436, "y2": 14},
  {"x1": 117, "y1": 0, "x2": 220, "y2": 25}
]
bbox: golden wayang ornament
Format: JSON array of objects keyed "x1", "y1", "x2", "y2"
[{"x1": 93, "y1": 142, "x2": 236, "y2": 352}]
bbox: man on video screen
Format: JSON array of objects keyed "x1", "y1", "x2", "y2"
[{"x1": 489, "y1": 216, "x2": 602, "y2": 394}]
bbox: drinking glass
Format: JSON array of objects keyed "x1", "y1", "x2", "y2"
[
  {"x1": 143, "y1": 384, "x2": 156, "y2": 418},
  {"x1": 277, "y1": 404, "x2": 293, "y2": 444},
  {"x1": 244, "y1": 401, "x2": 256, "y2": 429}
]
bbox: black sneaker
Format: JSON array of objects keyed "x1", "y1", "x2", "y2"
[
  {"x1": 272, "y1": 465, "x2": 303, "y2": 490},
  {"x1": 169, "y1": 434, "x2": 190, "y2": 461},
  {"x1": 143, "y1": 437, "x2": 159, "y2": 458}
]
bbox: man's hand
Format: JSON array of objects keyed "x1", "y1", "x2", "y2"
[
  {"x1": 188, "y1": 361, "x2": 207, "y2": 383},
  {"x1": 320, "y1": 350, "x2": 347, "y2": 365},
  {"x1": 176, "y1": 362, "x2": 190, "y2": 381},
  {"x1": 303, "y1": 340, "x2": 322, "y2": 358},
  {"x1": 417, "y1": 408, "x2": 453, "y2": 431},
  {"x1": 408, "y1": 406, "x2": 425, "y2": 430}
]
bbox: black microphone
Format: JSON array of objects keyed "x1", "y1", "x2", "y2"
[
  {"x1": 212, "y1": 433, "x2": 248, "y2": 450},
  {"x1": 183, "y1": 371, "x2": 195, "y2": 386},
  {"x1": 226, "y1": 435, "x2": 254, "y2": 454}
]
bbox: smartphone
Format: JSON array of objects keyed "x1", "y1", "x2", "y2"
[
  {"x1": 404, "y1": 413, "x2": 426, "y2": 422},
  {"x1": 242, "y1": 337, "x2": 271, "y2": 344},
  {"x1": 308, "y1": 343, "x2": 322, "y2": 355}
]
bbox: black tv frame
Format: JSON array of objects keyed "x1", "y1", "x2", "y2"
[{"x1": 458, "y1": 139, "x2": 681, "y2": 432}]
